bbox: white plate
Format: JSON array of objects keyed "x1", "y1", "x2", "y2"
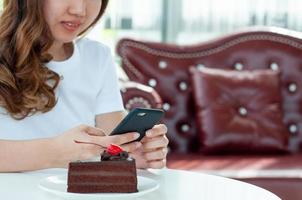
[{"x1": 38, "y1": 174, "x2": 159, "y2": 199}]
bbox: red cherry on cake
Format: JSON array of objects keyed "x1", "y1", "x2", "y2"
[{"x1": 107, "y1": 144, "x2": 123, "y2": 155}]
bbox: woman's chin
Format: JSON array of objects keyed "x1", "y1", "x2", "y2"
[{"x1": 53, "y1": 37, "x2": 76, "y2": 44}]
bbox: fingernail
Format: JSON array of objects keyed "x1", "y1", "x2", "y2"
[
  {"x1": 146, "y1": 131, "x2": 152, "y2": 137},
  {"x1": 134, "y1": 133, "x2": 140, "y2": 139}
]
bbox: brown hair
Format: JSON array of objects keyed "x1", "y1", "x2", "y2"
[{"x1": 0, "y1": 0, "x2": 109, "y2": 119}]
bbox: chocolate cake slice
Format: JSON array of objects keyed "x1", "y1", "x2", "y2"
[{"x1": 67, "y1": 144, "x2": 138, "y2": 193}]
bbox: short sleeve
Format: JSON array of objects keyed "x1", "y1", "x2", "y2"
[{"x1": 95, "y1": 48, "x2": 124, "y2": 115}]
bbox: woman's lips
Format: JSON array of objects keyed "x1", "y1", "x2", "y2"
[{"x1": 61, "y1": 21, "x2": 81, "y2": 32}]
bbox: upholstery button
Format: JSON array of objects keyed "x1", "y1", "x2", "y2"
[
  {"x1": 270, "y1": 62, "x2": 279, "y2": 71},
  {"x1": 163, "y1": 103, "x2": 171, "y2": 111},
  {"x1": 234, "y1": 62, "x2": 244, "y2": 71},
  {"x1": 181, "y1": 124, "x2": 190, "y2": 132},
  {"x1": 288, "y1": 83, "x2": 297, "y2": 93},
  {"x1": 179, "y1": 81, "x2": 188, "y2": 91},
  {"x1": 128, "y1": 99, "x2": 134, "y2": 104},
  {"x1": 289, "y1": 124, "x2": 298, "y2": 134},
  {"x1": 238, "y1": 106, "x2": 248, "y2": 116},
  {"x1": 126, "y1": 103, "x2": 131, "y2": 111},
  {"x1": 197, "y1": 64, "x2": 206, "y2": 70},
  {"x1": 159, "y1": 61, "x2": 168, "y2": 69},
  {"x1": 148, "y1": 79, "x2": 157, "y2": 87},
  {"x1": 125, "y1": 104, "x2": 131, "y2": 110}
]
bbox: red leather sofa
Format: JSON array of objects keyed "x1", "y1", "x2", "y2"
[{"x1": 117, "y1": 27, "x2": 302, "y2": 200}]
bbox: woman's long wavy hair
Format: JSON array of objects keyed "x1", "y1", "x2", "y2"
[{"x1": 0, "y1": 0, "x2": 109, "y2": 119}]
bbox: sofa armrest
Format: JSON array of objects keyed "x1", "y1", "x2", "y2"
[{"x1": 119, "y1": 80, "x2": 163, "y2": 111}]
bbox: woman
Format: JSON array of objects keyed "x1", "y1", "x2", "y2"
[{"x1": 0, "y1": 0, "x2": 168, "y2": 172}]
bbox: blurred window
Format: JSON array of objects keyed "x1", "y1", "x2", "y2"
[
  {"x1": 87, "y1": 0, "x2": 302, "y2": 49},
  {"x1": 0, "y1": 1, "x2": 300, "y2": 51}
]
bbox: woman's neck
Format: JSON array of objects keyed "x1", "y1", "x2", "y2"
[{"x1": 48, "y1": 42, "x2": 73, "y2": 61}]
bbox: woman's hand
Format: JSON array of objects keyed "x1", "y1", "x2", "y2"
[
  {"x1": 130, "y1": 124, "x2": 169, "y2": 169},
  {"x1": 51, "y1": 124, "x2": 141, "y2": 168}
]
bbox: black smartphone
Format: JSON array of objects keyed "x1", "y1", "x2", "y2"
[{"x1": 110, "y1": 108, "x2": 165, "y2": 142}]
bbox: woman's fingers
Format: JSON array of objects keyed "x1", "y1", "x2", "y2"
[
  {"x1": 78, "y1": 141, "x2": 142, "y2": 160},
  {"x1": 144, "y1": 147, "x2": 168, "y2": 161},
  {"x1": 74, "y1": 130, "x2": 142, "y2": 161},
  {"x1": 81, "y1": 125, "x2": 106, "y2": 136},
  {"x1": 138, "y1": 124, "x2": 169, "y2": 169},
  {"x1": 142, "y1": 136, "x2": 169, "y2": 151},
  {"x1": 82, "y1": 143, "x2": 105, "y2": 159},
  {"x1": 83, "y1": 132, "x2": 140, "y2": 147},
  {"x1": 145, "y1": 124, "x2": 168, "y2": 138},
  {"x1": 68, "y1": 140, "x2": 105, "y2": 161},
  {"x1": 65, "y1": 124, "x2": 170, "y2": 170},
  {"x1": 76, "y1": 136, "x2": 142, "y2": 160},
  {"x1": 109, "y1": 132, "x2": 140, "y2": 145},
  {"x1": 121, "y1": 142, "x2": 142, "y2": 153},
  {"x1": 148, "y1": 159, "x2": 167, "y2": 169}
]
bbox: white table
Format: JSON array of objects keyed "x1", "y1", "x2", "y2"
[{"x1": 0, "y1": 168, "x2": 281, "y2": 200}]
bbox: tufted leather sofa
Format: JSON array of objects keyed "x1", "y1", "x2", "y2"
[{"x1": 117, "y1": 27, "x2": 302, "y2": 200}]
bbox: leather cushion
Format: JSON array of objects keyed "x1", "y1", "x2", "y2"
[{"x1": 190, "y1": 67, "x2": 289, "y2": 154}]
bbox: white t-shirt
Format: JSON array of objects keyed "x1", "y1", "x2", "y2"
[{"x1": 0, "y1": 38, "x2": 124, "y2": 140}]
